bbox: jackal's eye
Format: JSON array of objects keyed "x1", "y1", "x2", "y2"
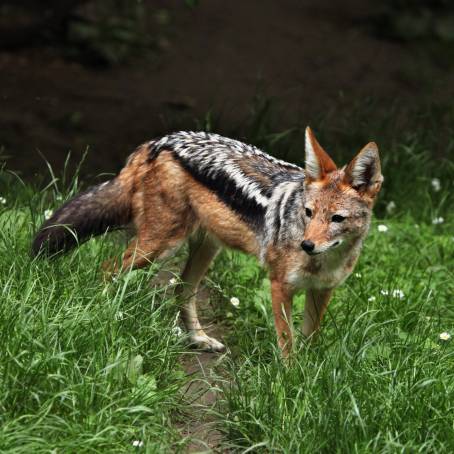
[
  {"x1": 331, "y1": 214, "x2": 346, "y2": 223},
  {"x1": 305, "y1": 208, "x2": 312, "y2": 218}
]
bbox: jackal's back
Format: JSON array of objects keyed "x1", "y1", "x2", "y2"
[{"x1": 148, "y1": 131, "x2": 305, "y2": 231}]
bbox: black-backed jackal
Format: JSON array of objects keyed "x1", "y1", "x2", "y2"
[{"x1": 33, "y1": 128, "x2": 383, "y2": 356}]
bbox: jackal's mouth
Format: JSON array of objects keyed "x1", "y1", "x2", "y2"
[
  {"x1": 305, "y1": 240, "x2": 341, "y2": 256},
  {"x1": 305, "y1": 250, "x2": 321, "y2": 256}
]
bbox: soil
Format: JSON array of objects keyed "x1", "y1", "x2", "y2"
[
  {"x1": 151, "y1": 268, "x2": 227, "y2": 452},
  {"x1": 1, "y1": 0, "x2": 453, "y2": 183},
  {"x1": 179, "y1": 326, "x2": 227, "y2": 453}
]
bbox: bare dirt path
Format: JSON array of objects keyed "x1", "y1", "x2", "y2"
[
  {"x1": 179, "y1": 324, "x2": 227, "y2": 453},
  {"x1": 152, "y1": 269, "x2": 229, "y2": 453}
]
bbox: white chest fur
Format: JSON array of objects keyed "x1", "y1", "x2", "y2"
[{"x1": 285, "y1": 241, "x2": 361, "y2": 291}]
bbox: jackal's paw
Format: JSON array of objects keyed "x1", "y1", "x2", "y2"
[
  {"x1": 189, "y1": 333, "x2": 226, "y2": 353},
  {"x1": 101, "y1": 259, "x2": 119, "y2": 282}
]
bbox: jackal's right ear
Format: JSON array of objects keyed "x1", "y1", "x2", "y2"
[
  {"x1": 343, "y1": 142, "x2": 383, "y2": 197},
  {"x1": 305, "y1": 127, "x2": 337, "y2": 181}
]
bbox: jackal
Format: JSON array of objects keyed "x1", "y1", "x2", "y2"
[{"x1": 33, "y1": 128, "x2": 383, "y2": 356}]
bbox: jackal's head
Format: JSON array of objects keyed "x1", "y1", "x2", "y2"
[{"x1": 301, "y1": 127, "x2": 383, "y2": 256}]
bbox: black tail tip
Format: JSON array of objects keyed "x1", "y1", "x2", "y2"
[
  {"x1": 31, "y1": 231, "x2": 57, "y2": 258},
  {"x1": 31, "y1": 226, "x2": 78, "y2": 258}
]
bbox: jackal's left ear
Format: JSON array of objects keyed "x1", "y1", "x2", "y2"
[
  {"x1": 344, "y1": 142, "x2": 383, "y2": 197},
  {"x1": 305, "y1": 127, "x2": 337, "y2": 181}
]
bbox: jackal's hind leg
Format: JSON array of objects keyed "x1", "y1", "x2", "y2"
[
  {"x1": 177, "y1": 231, "x2": 224, "y2": 352},
  {"x1": 102, "y1": 232, "x2": 178, "y2": 279}
]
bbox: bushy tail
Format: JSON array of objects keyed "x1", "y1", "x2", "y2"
[{"x1": 32, "y1": 177, "x2": 132, "y2": 257}]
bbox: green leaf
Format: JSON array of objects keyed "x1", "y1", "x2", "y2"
[{"x1": 127, "y1": 354, "x2": 144, "y2": 385}]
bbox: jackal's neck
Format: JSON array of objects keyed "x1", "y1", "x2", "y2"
[{"x1": 259, "y1": 180, "x2": 305, "y2": 261}]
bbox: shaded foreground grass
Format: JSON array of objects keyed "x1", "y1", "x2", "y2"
[
  {"x1": 0, "y1": 136, "x2": 453, "y2": 452},
  {"x1": 0, "y1": 181, "x2": 188, "y2": 451}
]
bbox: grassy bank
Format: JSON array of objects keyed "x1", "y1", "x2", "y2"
[{"x1": 0, "y1": 132, "x2": 452, "y2": 452}]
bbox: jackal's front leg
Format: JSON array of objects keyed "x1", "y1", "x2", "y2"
[
  {"x1": 303, "y1": 288, "x2": 332, "y2": 340},
  {"x1": 270, "y1": 279, "x2": 294, "y2": 357}
]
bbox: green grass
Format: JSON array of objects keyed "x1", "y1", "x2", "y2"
[
  {"x1": 0, "y1": 174, "x2": 189, "y2": 452},
  {"x1": 213, "y1": 219, "x2": 454, "y2": 452},
  {"x1": 0, "y1": 134, "x2": 453, "y2": 452}
]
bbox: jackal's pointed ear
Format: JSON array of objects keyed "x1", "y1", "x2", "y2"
[
  {"x1": 344, "y1": 142, "x2": 383, "y2": 197},
  {"x1": 305, "y1": 127, "x2": 337, "y2": 181}
]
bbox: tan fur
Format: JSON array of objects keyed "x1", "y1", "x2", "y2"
[
  {"x1": 186, "y1": 178, "x2": 260, "y2": 256},
  {"x1": 176, "y1": 231, "x2": 224, "y2": 351},
  {"x1": 271, "y1": 279, "x2": 294, "y2": 354},
  {"x1": 303, "y1": 288, "x2": 332, "y2": 338},
  {"x1": 103, "y1": 133, "x2": 381, "y2": 356}
]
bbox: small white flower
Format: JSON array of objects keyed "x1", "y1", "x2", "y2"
[
  {"x1": 172, "y1": 326, "x2": 183, "y2": 337},
  {"x1": 354, "y1": 272, "x2": 362, "y2": 278},
  {"x1": 132, "y1": 440, "x2": 144, "y2": 447},
  {"x1": 392, "y1": 289, "x2": 405, "y2": 299},
  {"x1": 386, "y1": 201, "x2": 396, "y2": 214},
  {"x1": 55, "y1": 194, "x2": 63, "y2": 201},
  {"x1": 0, "y1": 197, "x2": 6, "y2": 205},
  {"x1": 44, "y1": 209, "x2": 53, "y2": 220},
  {"x1": 381, "y1": 289, "x2": 404, "y2": 299},
  {"x1": 368, "y1": 296, "x2": 376, "y2": 302},
  {"x1": 431, "y1": 178, "x2": 441, "y2": 192},
  {"x1": 439, "y1": 332, "x2": 451, "y2": 341},
  {"x1": 169, "y1": 277, "x2": 177, "y2": 285},
  {"x1": 230, "y1": 297, "x2": 240, "y2": 307},
  {"x1": 432, "y1": 217, "x2": 444, "y2": 225},
  {"x1": 115, "y1": 311, "x2": 124, "y2": 321},
  {"x1": 377, "y1": 224, "x2": 388, "y2": 233}
]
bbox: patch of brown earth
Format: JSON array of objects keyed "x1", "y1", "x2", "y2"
[
  {"x1": 1, "y1": 0, "x2": 453, "y2": 181},
  {"x1": 151, "y1": 268, "x2": 228, "y2": 453}
]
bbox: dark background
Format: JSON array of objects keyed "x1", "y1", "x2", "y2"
[{"x1": 1, "y1": 0, "x2": 453, "y2": 182}]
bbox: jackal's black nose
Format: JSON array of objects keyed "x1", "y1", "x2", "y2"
[{"x1": 301, "y1": 240, "x2": 315, "y2": 253}]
